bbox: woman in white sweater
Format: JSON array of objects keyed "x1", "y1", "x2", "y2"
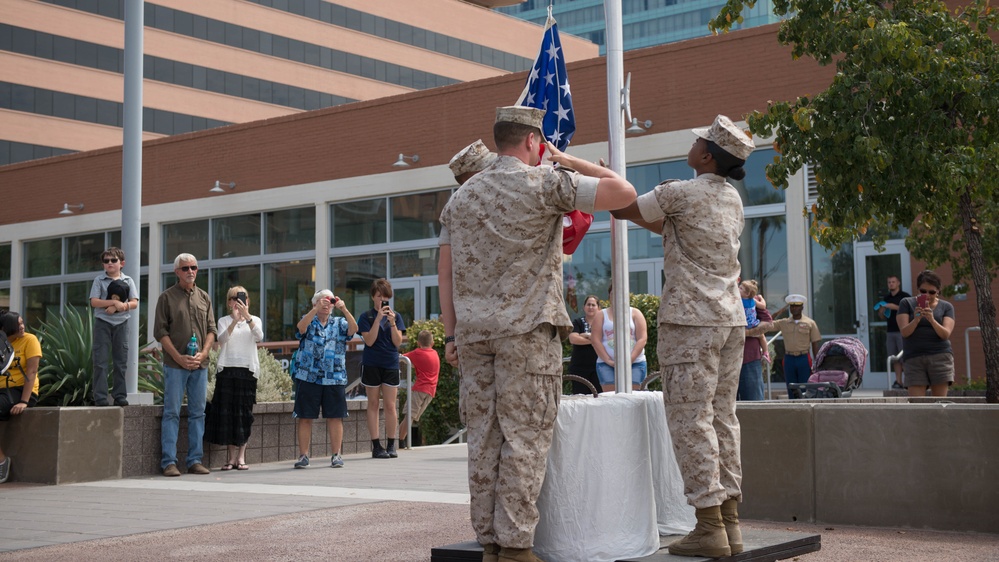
[{"x1": 205, "y1": 285, "x2": 264, "y2": 470}]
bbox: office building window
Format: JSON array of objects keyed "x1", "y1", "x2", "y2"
[
  {"x1": 332, "y1": 200, "x2": 387, "y2": 248},
  {"x1": 390, "y1": 190, "x2": 450, "y2": 243},
  {"x1": 266, "y1": 207, "x2": 316, "y2": 254},
  {"x1": 163, "y1": 220, "x2": 210, "y2": 262},
  {"x1": 213, "y1": 214, "x2": 262, "y2": 259}
]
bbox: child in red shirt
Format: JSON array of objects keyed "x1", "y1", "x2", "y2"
[{"x1": 398, "y1": 330, "x2": 440, "y2": 445}]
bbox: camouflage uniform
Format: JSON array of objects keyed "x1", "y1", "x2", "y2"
[
  {"x1": 636, "y1": 173, "x2": 746, "y2": 509},
  {"x1": 439, "y1": 154, "x2": 598, "y2": 548}
]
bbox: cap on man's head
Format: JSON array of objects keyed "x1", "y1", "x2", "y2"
[
  {"x1": 449, "y1": 140, "x2": 496, "y2": 178},
  {"x1": 495, "y1": 106, "x2": 545, "y2": 131},
  {"x1": 692, "y1": 115, "x2": 755, "y2": 161},
  {"x1": 785, "y1": 294, "x2": 807, "y2": 306}
]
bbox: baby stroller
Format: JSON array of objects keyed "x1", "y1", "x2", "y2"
[{"x1": 789, "y1": 337, "x2": 867, "y2": 398}]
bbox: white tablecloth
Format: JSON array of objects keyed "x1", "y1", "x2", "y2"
[{"x1": 534, "y1": 391, "x2": 695, "y2": 562}]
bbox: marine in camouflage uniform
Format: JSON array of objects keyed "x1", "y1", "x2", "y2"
[
  {"x1": 438, "y1": 106, "x2": 635, "y2": 560},
  {"x1": 613, "y1": 114, "x2": 754, "y2": 558}
]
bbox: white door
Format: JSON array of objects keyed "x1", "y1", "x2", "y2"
[
  {"x1": 389, "y1": 277, "x2": 440, "y2": 328},
  {"x1": 854, "y1": 240, "x2": 911, "y2": 389}
]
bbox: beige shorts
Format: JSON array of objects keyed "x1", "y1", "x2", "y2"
[
  {"x1": 904, "y1": 353, "x2": 954, "y2": 387},
  {"x1": 403, "y1": 390, "x2": 434, "y2": 422}
]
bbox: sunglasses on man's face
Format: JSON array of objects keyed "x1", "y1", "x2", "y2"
[
  {"x1": 103, "y1": 258, "x2": 119, "y2": 264},
  {"x1": 179, "y1": 265, "x2": 198, "y2": 272},
  {"x1": 919, "y1": 289, "x2": 938, "y2": 295}
]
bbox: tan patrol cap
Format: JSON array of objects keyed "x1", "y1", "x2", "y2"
[
  {"x1": 449, "y1": 140, "x2": 496, "y2": 178},
  {"x1": 495, "y1": 105, "x2": 545, "y2": 130},
  {"x1": 692, "y1": 115, "x2": 755, "y2": 161}
]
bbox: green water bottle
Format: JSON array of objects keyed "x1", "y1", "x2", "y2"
[{"x1": 186, "y1": 333, "x2": 198, "y2": 356}]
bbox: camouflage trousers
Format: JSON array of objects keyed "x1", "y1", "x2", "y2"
[
  {"x1": 659, "y1": 323, "x2": 744, "y2": 509},
  {"x1": 458, "y1": 323, "x2": 562, "y2": 549}
]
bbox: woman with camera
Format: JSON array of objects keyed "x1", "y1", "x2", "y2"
[
  {"x1": 896, "y1": 270, "x2": 956, "y2": 398},
  {"x1": 205, "y1": 285, "x2": 263, "y2": 471}
]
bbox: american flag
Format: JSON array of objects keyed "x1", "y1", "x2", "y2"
[{"x1": 515, "y1": 9, "x2": 574, "y2": 152}]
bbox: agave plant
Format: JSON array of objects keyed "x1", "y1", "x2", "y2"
[{"x1": 35, "y1": 305, "x2": 95, "y2": 406}]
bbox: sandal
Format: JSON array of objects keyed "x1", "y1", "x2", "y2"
[
  {"x1": 236, "y1": 463, "x2": 249, "y2": 471},
  {"x1": 220, "y1": 463, "x2": 235, "y2": 471}
]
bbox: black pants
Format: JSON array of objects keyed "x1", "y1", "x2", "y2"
[{"x1": 0, "y1": 387, "x2": 38, "y2": 421}]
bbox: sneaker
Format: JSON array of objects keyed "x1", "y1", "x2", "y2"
[
  {"x1": 330, "y1": 453, "x2": 344, "y2": 468},
  {"x1": 162, "y1": 464, "x2": 181, "y2": 477},
  {"x1": 114, "y1": 398, "x2": 129, "y2": 407},
  {"x1": 294, "y1": 454, "x2": 310, "y2": 469},
  {"x1": 892, "y1": 381, "x2": 904, "y2": 389},
  {"x1": 0, "y1": 456, "x2": 10, "y2": 484}
]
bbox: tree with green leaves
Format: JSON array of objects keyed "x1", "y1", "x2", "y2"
[{"x1": 710, "y1": 0, "x2": 999, "y2": 402}]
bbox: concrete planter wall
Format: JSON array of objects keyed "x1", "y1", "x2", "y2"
[{"x1": 737, "y1": 403, "x2": 999, "y2": 533}]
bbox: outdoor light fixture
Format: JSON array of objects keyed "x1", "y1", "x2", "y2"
[
  {"x1": 627, "y1": 118, "x2": 653, "y2": 135},
  {"x1": 621, "y1": 72, "x2": 653, "y2": 135},
  {"x1": 59, "y1": 203, "x2": 84, "y2": 215},
  {"x1": 210, "y1": 180, "x2": 236, "y2": 193},
  {"x1": 393, "y1": 154, "x2": 420, "y2": 168}
]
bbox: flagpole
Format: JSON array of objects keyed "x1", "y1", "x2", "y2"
[{"x1": 604, "y1": 0, "x2": 631, "y2": 394}]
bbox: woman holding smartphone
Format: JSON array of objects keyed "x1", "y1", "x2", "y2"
[
  {"x1": 896, "y1": 270, "x2": 956, "y2": 397},
  {"x1": 358, "y1": 278, "x2": 405, "y2": 458},
  {"x1": 205, "y1": 285, "x2": 263, "y2": 470}
]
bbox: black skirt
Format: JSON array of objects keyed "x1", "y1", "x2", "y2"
[{"x1": 205, "y1": 367, "x2": 257, "y2": 446}]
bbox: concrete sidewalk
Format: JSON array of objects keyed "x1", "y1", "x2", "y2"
[{"x1": 1, "y1": 443, "x2": 996, "y2": 561}]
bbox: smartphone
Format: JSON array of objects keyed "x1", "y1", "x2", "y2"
[
  {"x1": 236, "y1": 291, "x2": 247, "y2": 305},
  {"x1": 381, "y1": 300, "x2": 390, "y2": 308},
  {"x1": 917, "y1": 294, "x2": 928, "y2": 309}
]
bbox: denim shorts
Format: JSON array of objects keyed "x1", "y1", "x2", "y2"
[{"x1": 596, "y1": 361, "x2": 647, "y2": 386}]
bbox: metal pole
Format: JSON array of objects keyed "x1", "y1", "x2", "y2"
[
  {"x1": 400, "y1": 356, "x2": 413, "y2": 449},
  {"x1": 604, "y1": 0, "x2": 631, "y2": 394},
  {"x1": 122, "y1": 0, "x2": 144, "y2": 402}
]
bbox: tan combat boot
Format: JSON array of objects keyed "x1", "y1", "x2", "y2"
[
  {"x1": 481, "y1": 543, "x2": 500, "y2": 562},
  {"x1": 720, "y1": 498, "x2": 744, "y2": 555},
  {"x1": 667, "y1": 505, "x2": 731, "y2": 558},
  {"x1": 497, "y1": 547, "x2": 546, "y2": 562}
]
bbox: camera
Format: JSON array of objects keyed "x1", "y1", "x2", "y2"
[
  {"x1": 236, "y1": 291, "x2": 247, "y2": 305},
  {"x1": 916, "y1": 294, "x2": 928, "y2": 309},
  {"x1": 381, "y1": 300, "x2": 390, "y2": 309},
  {"x1": 328, "y1": 296, "x2": 339, "y2": 305}
]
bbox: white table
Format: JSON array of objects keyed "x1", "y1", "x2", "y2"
[{"x1": 534, "y1": 391, "x2": 695, "y2": 562}]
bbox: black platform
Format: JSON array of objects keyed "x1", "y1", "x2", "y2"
[{"x1": 431, "y1": 529, "x2": 820, "y2": 562}]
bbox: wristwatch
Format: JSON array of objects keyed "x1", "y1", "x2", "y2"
[{"x1": 444, "y1": 335, "x2": 455, "y2": 345}]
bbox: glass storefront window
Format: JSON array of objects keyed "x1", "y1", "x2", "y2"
[
  {"x1": 0, "y1": 243, "x2": 11, "y2": 281},
  {"x1": 810, "y1": 238, "x2": 856, "y2": 335},
  {"x1": 65, "y1": 280, "x2": 91, "y2": 318},
  {"x1": 163, "y1": 219, "x2": 209, "y2": 262},
  {"x1": 0, "y1": 289, "x2": 8, "y2": 311},
  {"x1": 264, "y1": 260, "x2": 315, "y2": 341},
  {"x1": 65, "y1": 232, "x2": 105, "y2": 274},
  {"x1": 23, "y1": 283, "x2": 59, "y2": 331},
  {"x1": 266, "y1": 207, "x2": 315, "y2": 254},
  {"x1": 213, "y1": 265, "x2": 261, "y2": 318},
  {"x1": 731, "y1": 148, "x2": 784, "y2": 207},
  {"x1": 739, "y1": 215, "x2": 789, "y2": 313},
  {"x1": 390, "y1": 248, "x2": 438, "y2": 278},
  {"x1": 390, "y1": 190, "x2": 449, "y2": 242},
  {"x1": 213, "y1": 214, "x2": 262, "y2": 259},
  {"x1": 109, "y1": 226, "x2": 151, "y2": 266},
  {"x1": 332, "y1": 254, "x2": 386, "y2": 317},
  {"x1": 24, "y1": 238, "x2": 61, "y2": 278},
  {"x1": 332, "y1": 199, "x2": 386, "y2": 247}
]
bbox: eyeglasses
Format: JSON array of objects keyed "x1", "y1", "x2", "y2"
[
  {"x1": 102, "y1": 258, "x2": 119, "y2": 264},
  {"x1": 919, "y1": 289, "x2": 938, "y2": 295},
  {"x1": 179, "y1": 265, "x2": 198, "y2": 272}
]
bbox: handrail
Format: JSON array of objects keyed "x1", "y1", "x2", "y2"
[
  {"x1": 964, "y1": 326, "x2": 996, "y2": 386},
  {"x1": 399, "y1": 355, "x2": 413, "y2": 449},
  {"x1": 764, "y1": 333, "x2": 779, "y2": 400},
  {"x1": 888, "y1": 350, "x2": 903, "y2": 389}
]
